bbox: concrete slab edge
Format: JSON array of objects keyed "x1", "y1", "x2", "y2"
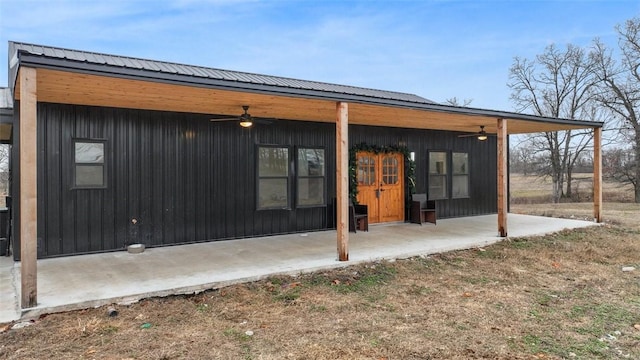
[
  {"x1": 12, "y1": 224, "x2": 597, "y2": 323},
  {"x1": 17, "y1": 261, "x2": 358, "y2": 321},
  {"x1": 0, "y1": 263, "x2": 21, "y2": 324},
  {"x1": 15, "y1": 238, "x2": 509, "y2": 322}
]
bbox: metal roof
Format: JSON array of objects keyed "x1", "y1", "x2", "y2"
[
  {"x1": 7, "y1": 41, "x2": 603, "y2": 129},
  {"x1": 8, "y1": 41, "x2": 435, "y2": 105}
]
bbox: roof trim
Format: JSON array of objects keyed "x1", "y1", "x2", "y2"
[{"x1": 8, "y1": 41, "x2": 604, "y2": 129}]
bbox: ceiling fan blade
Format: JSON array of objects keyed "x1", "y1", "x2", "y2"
[
  {"x1": 209, "y1": 105, "x2": 276, "y2": 126},
  {"x1": 254, "y1": 117, "x2": 275, "y2": 125},
  {"x1": 209, "y1": 117, "x2": 238, "y2": 123},
  {"x1": 457, "y1": 133, "x2": 479, "y2": 138}
]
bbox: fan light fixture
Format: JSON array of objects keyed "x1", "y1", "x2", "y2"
[
  {"x1": 209, "y1": 105, "x2": 275, "y2": 127},
  {"x1": 457, "y1": 125, "x2": 491, "y2": 141},
  {"x1": 239, "y1": 120, "x2": 253, "y2": 128}
]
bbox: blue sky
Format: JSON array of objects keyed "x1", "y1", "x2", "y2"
[{"x1": 0, "y1": 0, "x2": 638, "y2": 111}]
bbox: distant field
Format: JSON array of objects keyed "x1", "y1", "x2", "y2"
[{"x1": 510, "y1": 173, "x2": 635, "y2": 204}]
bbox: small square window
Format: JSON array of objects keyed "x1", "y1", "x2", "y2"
[{"x1": 73, "y1": 140, "x2": 106, "y2": 188}]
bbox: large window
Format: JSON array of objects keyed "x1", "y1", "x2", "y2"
[
  {"x1": 428, "y1": 151, "x2": 447, "y2": 200},
  {"x1": 452, "y1": 152, "x2": 469, "y2": 198},
  {"x1": 73, "y1": 139, "x2": 106, "y2": 188},
  {"x1": 257, "y1": 146, "x2": 326, "y2": 210},
  {"x1": 428, "y1": 151, "x2": 470, "y2": 200},
  {"x1": 257, "y1": 146, "x2": 290, "y2": 209},
  {"x1": 297, "y1": 148, "x2": 325, "y2": 206}
]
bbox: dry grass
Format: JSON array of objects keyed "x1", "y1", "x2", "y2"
[
  {"x1": 511, "y1": 202, "x2": 640, "y2": 229},
  {"x1": 1, "y1": 174, "x2": 639, "y2": 359},
  {"x1": 510, "y1": 173, "x2": 635, "y2": 203},
  {"x1": 2, "y1": 218, "x2": 640, "y2": 359}
]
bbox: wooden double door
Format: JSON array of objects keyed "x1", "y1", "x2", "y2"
[{"x1": 355, "y1": 152, "x2": 404, "y2": 223}]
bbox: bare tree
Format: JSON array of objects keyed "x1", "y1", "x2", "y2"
[
  {"x1": 509, "y1": 44, "x2": 599, "y2": 202},
  {"x1": 603, "y1": 147, "x2": 637, "y2": 192},
  {"x1": 443, "y1": 97, "x2": 473, "y2": 107},
  {"x1": 509, "y1": 144, "x2": 537, "y2": 176},
  {"x1": 0, "y1": 144, "x2": 9, "y2": 196},
  {"x1": 591, "y1": 17, "x2": 640, "y2": 202}
]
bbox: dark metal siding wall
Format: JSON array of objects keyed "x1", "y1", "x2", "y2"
[
  {"x1": 408, "y1": 128, "x2": 498, "y2": 218},
  {"x1": 33, "y1": 103, "x2": 335, "y2": 258},
  {"x1": 26, "y1": 104, "x2": 496, "y2": 258},
  {"x1": 350, "y1": 125, "x2": 498, "y2": 219}
]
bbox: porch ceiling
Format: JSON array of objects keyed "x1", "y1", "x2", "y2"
[{"x1": 14, "y1": 68, "x2": 597, "y2": 135}]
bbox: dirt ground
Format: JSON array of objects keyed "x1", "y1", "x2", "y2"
[{"x1": 1, "y1": 203, "x2": 639, "y2": 359}]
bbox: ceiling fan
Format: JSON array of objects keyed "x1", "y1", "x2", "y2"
[
  {"x1": 209, "y1": 105, "x2": 273, "y2": 128},
  {"x1": 458, "y1": 125, "x2": 492, "y2": 141}
]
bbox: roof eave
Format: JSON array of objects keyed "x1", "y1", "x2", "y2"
[{"x1": 9, "y1": 44, "x2": 604, "y2": 130}]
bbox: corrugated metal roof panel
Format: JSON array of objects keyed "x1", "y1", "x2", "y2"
[
  {"x1": 64, "y1": 50, "x2": 82, "y2": 61},
  {"x1": 189, "y1": 65, "x2": 209, "y2": 77},
  {"x1": 86, "y1": 52, "x2": 106, "y2": 65},
  {"x1": 142, "y1": 59, "x2": 162, "y2": 72},
  {"x1": 10, "y1": 41, "x2": 435, "y2": 104},
  {"x1": 160, "y1": 62, "x2": 179, "y2": 74}
]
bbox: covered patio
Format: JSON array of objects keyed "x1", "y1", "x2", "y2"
[
  {"x1": 6, "y1": 42, "x2": 604, "y2": 313},
  {"x1": 0, "y1": 213, "x2": 597, "y2": 323}
]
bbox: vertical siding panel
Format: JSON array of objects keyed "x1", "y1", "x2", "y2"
[
  {"x1": 149, "y1": 113, "x2": 164, "y2": 246},
  {"x1": 59, "y1": 106, "x2": 76, "y2": 255},
  {"x1": 101, "y1": 108, "x2": 116, "y2": 250},
  {"x1": 210, "y1": 122, "x2": 222, "y2": 239},
  {"x1": 162, "y1": 115, "x2": 177, "y2": 245},
  {"x1": 138, "y1": 111, "x2": 152, "y2": 246},
  {"x1": 36, "y1": 104, "x2": 47, "y2": 257},
  {"x1": 40, "y1": 104, "x2": 64, "y2": 256},
  {"x1": 222, "y1": 126, "x2": 236, "y2": 237},
  {"x1": 174, "y1": 120, "x2": 186, "y2": 242},
  {"x1": 88, "y1": 188, "x2": 103, "y2": 251},
  {"x1": 183, "y1": 118, "x2": 196, "y2": 242},
  {"x1": 194, "y1": 117, "x2": 208, "y2": 241},
  {"x1": 113, "y1": 110, "x2": 129, "y2": 249},
  {"x1": 204, "y1": 121, "x2": 215, "y2": 240},
  {"x1": 127, "y1": 111, "x2": 141, "y2": 245}
]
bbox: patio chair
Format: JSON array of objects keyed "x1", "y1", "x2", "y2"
[
  {"x1": 410, "y1": 193, "x2": 437, "y2": 225},
  {"x1": 349, "y1": 202, "x2": 368, "y2": 233}
]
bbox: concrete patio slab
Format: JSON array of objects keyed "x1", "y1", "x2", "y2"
[{"x1": 0, "y1": 214, "x2": 597, "y2": 324}]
